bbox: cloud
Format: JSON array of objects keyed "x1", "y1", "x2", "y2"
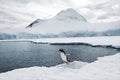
[
  {"x1": 77, "y1": 0, "x2": 120, "y2": 22},
  {"x1": 97, "y1": 15, "x2": 109, "y2": 19},
  {"x1": 0, "y1": 0, "x2": 120, "y2": 24}
]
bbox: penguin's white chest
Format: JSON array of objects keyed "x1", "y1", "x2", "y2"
[{"x1": 60, "y1": 52, "x2": 67, "y2": 62}]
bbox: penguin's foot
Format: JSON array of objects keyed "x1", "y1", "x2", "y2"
[{"x1": 65, "y1": 61, "x2": 69, "y2": 64}]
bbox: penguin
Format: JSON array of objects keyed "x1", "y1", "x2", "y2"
[{"x1": 58, "y1": 49, "x2": 70, "y2": 64}]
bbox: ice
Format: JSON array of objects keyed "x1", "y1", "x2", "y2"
[
  {"x1": 30, "y1": 36, "x2": 120, "y2": 47},
  {"x1": 0, "y1": 36, "x2": 120, "y2": 47}
]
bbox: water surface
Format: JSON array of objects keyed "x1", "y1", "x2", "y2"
[{"x1": 0, "y1": 41, "x2": 119, "y2": 73}]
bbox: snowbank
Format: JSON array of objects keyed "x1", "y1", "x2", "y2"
[
  {"x1": 30, "y1": 36, "x2": 120, "y2": 47},
  {"x1": 0, "y1": 36, "x2": 120, "y2": 48},
  {"x1": 0, "y1": 53, "x2": 120, "y2": 80}
]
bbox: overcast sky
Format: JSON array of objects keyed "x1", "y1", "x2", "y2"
[{"x1": 0, "y1": 0, "x2": 120, "y2": 23}]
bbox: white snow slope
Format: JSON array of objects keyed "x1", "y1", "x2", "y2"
[
  {"x1": 25, "y1": 9, "x2": 120, "y2": 34},
  {"x1": 0, "y1": 53, "x2": 120, "y2": 80}
]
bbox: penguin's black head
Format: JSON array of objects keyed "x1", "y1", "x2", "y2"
[{"x1": 58, "y1": 49, "x2": 65, "y2": 53}]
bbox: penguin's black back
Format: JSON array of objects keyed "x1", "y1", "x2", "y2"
[{"x1": 59, "y1": 49, "x2": 65, "y2": 53}]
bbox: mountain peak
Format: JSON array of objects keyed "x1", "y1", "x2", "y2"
[
  {"x1": 54, "y1": 8, "x2": 87, "y2": 22},
  {"x1": 26, "y1": 8, "x2": 87, "y2": 28}
]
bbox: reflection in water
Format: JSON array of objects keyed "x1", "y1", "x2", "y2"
[{"x1": 0, "y1": 41, "x2": 119, "y2": 73}]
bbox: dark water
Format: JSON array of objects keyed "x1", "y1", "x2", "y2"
[{"x1": 0, "y1": 41, "x2": 119, "y2": 73}]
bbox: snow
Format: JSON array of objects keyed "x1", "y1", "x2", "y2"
[
  {"x1": 0, "y1": 36, "x2": 120, "y2": 47},
  {"x1": 53, "y1": 8, "x2": 87, "y2": 22},
  {"x1": 0, "y1": 53, "x2": 120, "y2": 80},
  {"x1": 25, "y1": 17, "x2": 120, "y2": 34},
  {"x1": 24, "y1": 8, "x2": 120, "y2": 34},
  {"x1": 30, "y1": 36, "x2": 120, "y2": 47}
]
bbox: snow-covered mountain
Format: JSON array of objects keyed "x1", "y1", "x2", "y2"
[
  {"x1": 25, "y1": 8, "x2": 89, "y2": 33},
  {"x1": 0, "y1": 8, "x2": 120, "y2": 39},
  {"x1": 26, "y1": 19, "x2": 46, "y2": 28},
  {"x1": 25, "y1": 8, "x2": 120, "y2": 34},
  {"x1": 26, "y1": 8, "x2": 87, "y2": 28},
  {"x1": 53, "y1": 8, "x2": 87, "y2": 22}
]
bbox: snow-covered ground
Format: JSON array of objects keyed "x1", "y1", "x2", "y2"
[
  {"x1": 30, "y1": 36, "x2": 120, "y2": 47},
  {"x1": 0, "y1": 36, "x2": 120, "y2": 47},
  {"x1": 0, "y1": 53, "x2": 120, "y2": 80}
]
